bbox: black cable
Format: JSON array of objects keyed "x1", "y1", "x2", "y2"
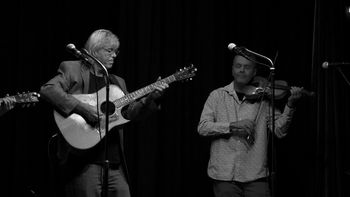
[{"x1": 336, "y1": 67, "x2": 350, "y2": 87}]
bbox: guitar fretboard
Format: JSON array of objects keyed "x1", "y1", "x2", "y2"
[
  {"x1": 0, "y1": 92, "x2": 39, "y2": 104},
  {"x1": 113, "y1": 75, "x2": 176, "y2": 107}
]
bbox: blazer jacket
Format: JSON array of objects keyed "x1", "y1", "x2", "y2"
[{"x1": 41, "y1": 60, "x2": 154, "y2": 183}]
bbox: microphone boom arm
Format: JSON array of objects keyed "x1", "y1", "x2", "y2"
[
  {"x1": 245, "y1": 48, "x2": 274, "y2": 67},
  {"x1": 228, "y1": 43, "x2": 274, "y2": 68},
  {"x1": 81, "y1": 49, "x2": 109, "y2": 77}
]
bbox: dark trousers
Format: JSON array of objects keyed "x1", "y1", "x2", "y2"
[
  {"x1": 213, "y1": 178, "x2": 271, "y2": 197},
  {"x1": 64, "y1": 164, "x2": 130, "y2": 197}
]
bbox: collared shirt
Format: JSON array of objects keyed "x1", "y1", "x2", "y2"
[{"x1": 197, "y1": 82, "x2": 295, "y2": 182}]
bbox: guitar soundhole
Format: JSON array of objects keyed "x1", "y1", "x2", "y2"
[{"x1": 100, "y1": 101, "x2": 116, "y2": 115}]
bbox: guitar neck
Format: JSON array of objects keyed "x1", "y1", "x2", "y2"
[
  {"x1": 0, "y1": 92, "x2": 40, "y2": 104},
  {"x1": 13, "y1": 95, "x2": 27, "y2": 103},
  {"x1": 114, "y1": 75, "x2": 176, "y2": 107}
]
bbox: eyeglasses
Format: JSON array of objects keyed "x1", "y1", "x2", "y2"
[{"x1": 102, "y1": 48, "x2": 119, "y2": 56}]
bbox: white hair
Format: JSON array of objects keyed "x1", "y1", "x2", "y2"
[{"x1": 84, "y1": 29, "x2": 120, "y2": 54}]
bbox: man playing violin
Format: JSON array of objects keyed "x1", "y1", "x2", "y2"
[{"x1": 197, "y1": 48, "x2": 304, "y2": 197}]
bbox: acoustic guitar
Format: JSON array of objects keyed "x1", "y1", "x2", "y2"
[{"x1": 54, "y1": 65, "x2": 197, "y2": 149}]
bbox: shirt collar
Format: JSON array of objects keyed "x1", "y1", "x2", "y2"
[{"x1": 219, "y1": 82, "x2": 242, "y2": 102}]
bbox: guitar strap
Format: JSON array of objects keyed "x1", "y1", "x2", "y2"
[{"x1": 108, "y1": 75, "x2": 124, "y2": 94}]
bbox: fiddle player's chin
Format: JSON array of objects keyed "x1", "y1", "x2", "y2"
[{"x1": 234, "y1": 76, "x2": 253, "y2": 85}]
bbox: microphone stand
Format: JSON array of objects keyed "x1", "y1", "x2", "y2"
[
  {"x1": 258, "y1": 54, "x2": 277, "y2": 197},
  {"x1": 251, "y1": 52, "x2": 276, "y2": 196},
  {"x1": 269, "y1": 64, "x2": 276, "y2": 197},
  {"x1": 252, "y1": 51, "x2": 277, "y2": 197},
  {"x1": 82, "y1": 49, "x2": 110, "y2": 197},
  {"x1": 230, "y1": 43, "x2": 277, "y2": 195}
]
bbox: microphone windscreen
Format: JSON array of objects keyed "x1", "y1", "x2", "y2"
[
  {"x1": 228, "y1": 43, "x2": 236, "y2": 50},
  {"x1": 322, "y1": 61, "x2": 329, "y2": 69}
]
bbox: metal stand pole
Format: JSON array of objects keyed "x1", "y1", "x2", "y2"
[{"x1": 82, "y1": 49, "x2": 110, "y2": 197}]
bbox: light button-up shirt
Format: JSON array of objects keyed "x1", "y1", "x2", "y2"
[{"x1": 197, "y1": 82, "x2": 295, "y2": 182}]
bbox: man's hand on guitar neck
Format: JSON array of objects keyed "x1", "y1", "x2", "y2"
[
  {"x1": 73, "y1": 102, "x2": 102, "y2": 127},
  {"x1": 144, "y1": 76, "x2": 169, "y2": 105},
  {"x1": 0, "y1": 94, "x2": 16, "y2": 116}
]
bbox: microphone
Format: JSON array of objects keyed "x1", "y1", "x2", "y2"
[
  {"x1": 66, "y1": 43, "x2": 90, "y2": 62},
  {"x1": 228, "y1": 43, "x2": 242, "y2": 53},
  {"x1": 322, "y1": 61, "x2": 350, "y2": 69},
  {"x1": 227, "y1": 43, "x2": 273, "y2": 67}
]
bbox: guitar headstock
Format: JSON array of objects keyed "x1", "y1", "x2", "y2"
[
  {"x1": 12, "y1": 92, "x2": 40, "y2": 106},
  {"x1": 174, "y1": 64, "x2": 197, "y2": 82}
]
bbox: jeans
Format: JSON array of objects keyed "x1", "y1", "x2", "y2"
[
  {"x1": 64, "y1": 164, "x2": 130, "y2": 197},
  {"x1": 213, "y1": 178, "x2": 271, "y2": 197}
]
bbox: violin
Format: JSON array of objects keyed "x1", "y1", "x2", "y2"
[{"x1": 243, "y1": 76, "x2": 315, "y2": 100}]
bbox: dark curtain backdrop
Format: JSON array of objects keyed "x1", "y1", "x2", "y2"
[
  {"x1": 0, "y1": 0, "x2": 349, "y2": 196},
  {"x1": 311, "y1": 0, "x2": 350, "y2": 197}
]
